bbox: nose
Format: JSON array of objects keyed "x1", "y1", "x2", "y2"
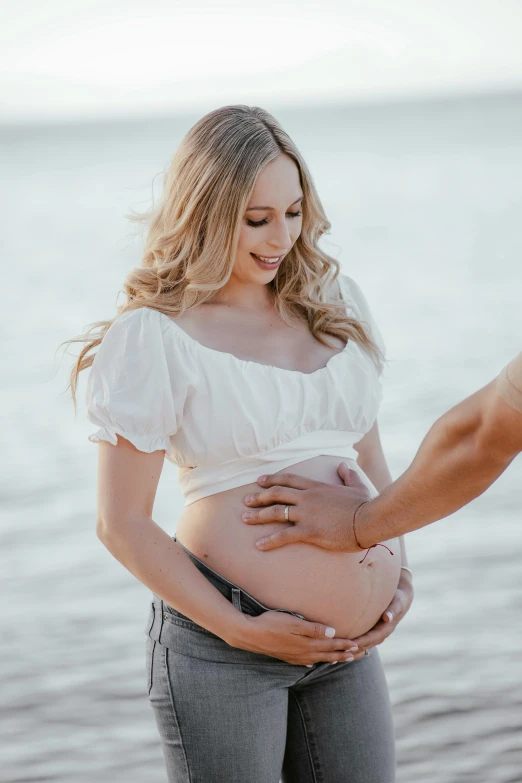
[{"x1": 267, "y1": 216, "x2": 292, "y2": 252}]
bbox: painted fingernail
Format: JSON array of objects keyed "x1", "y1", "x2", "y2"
[
  {"x1": 243, "y1": 512, "x2": 252, "y2": 520},
  {"x1": 385, "y1": 611, "x2": 394, "y2": 621},
  {"x1": 324, "y1": 627, "x2": 336, "y2": 638}
]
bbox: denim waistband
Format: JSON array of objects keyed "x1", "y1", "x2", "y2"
[{"x1": 172, "y1": 535, "x2": 306, "y2": 620}]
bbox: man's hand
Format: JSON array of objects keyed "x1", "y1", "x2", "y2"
[
  {"x1": 242, "y1": 463, "x2": 373, "y2": 552},
  {"x1": 350, "y1": 570, "x2": 414, "y2": 660}
]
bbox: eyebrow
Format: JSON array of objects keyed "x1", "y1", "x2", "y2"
[{"x1": 245, "y1": 195, "x2": 304, "y2": 211}]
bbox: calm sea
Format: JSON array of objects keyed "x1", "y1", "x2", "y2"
[{"x1": 2, "y1": 93, "x2": 522, "y2": 782}]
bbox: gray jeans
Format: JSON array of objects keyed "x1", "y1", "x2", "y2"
[{"x1": 145, "y1": 537, "x2": 396, "y2": 782}]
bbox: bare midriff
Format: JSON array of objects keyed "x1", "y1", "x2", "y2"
[{"x1": 175, "y1": 455, "x2": 401, "y2": 639}]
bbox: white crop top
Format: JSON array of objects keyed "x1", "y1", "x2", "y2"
[{"x1": 85, "y1": 273, "x2": 385, "y2": 505}]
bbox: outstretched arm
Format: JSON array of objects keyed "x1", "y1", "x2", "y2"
[
  {"x1": 353, "y1": 372, "x2": 522, "y2": 547},
  {"x1": 243, "y1": 359, "x2": 522, "y2": 552}
]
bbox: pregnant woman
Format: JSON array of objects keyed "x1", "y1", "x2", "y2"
[{"x1": 68, "y1": 105, "x2": 413, "y2": 782}]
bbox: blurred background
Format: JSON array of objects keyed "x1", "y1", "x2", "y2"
[{"x1": 2, "y1": 1, "x2": 522, "y2": 781}]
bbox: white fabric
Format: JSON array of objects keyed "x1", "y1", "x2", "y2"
[{"x1": 86, "y1": 273, "x2": 385, "y2": 505}]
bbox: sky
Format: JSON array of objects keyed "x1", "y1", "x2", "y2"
[{"x1": 2, "y1": 0, "x2": 522, "y2": 123}]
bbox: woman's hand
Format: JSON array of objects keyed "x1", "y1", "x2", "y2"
[
  {"x1": 229, "y1": 611, "x2": 360, "y2": 666},
  {"x1": 349, "y1": 571, "x2": 414, "y2": 660}
]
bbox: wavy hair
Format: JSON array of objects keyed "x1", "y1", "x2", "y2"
[{"x1": 62, "y1": 104, "x2": 383, "y2": 408}]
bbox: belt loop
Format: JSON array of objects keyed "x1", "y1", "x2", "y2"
[
  {"x1": 149, "y1": 593, "x2": 165, "y2": 642},
  {"x1": 158, "y1": 597, "x2": 165, "y2": 642},
  {"x1": 146, "y1": 600, "x2": 155, "y2": 637},
  {"x1": 231, "y1": 588, "x2": 242, "y2": 612}
]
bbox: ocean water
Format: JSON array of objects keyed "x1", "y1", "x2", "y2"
[{"x1": 2, "y1": 93, "x2": 522, "y2": 782}]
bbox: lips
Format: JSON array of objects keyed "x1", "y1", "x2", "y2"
[{"x1": 251, "y1": 253, "x2": 282, "y2": 265}]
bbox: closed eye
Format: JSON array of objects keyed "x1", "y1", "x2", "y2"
[
  {"x1": 246, "y1": 211, "x2": 302, "y2": 228},
  {"x1": 246, "y1": 217, "x2": 268, "y2": 228}
]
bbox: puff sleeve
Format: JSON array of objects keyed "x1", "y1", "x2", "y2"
[
  {"x1": 340, "y1": 273, "x2": 386, "y2": 354},
  {"x1": 85, "y1": 307, "x2": 184, "y2": 453}
]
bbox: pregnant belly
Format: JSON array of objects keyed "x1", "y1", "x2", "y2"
[{"x1": 175, "y1": 456, "x2": 401, "y2": 639}]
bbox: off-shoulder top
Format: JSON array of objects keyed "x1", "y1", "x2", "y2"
[{"x1": 85, "y1": 273, "x2": 386, "y2": 505}]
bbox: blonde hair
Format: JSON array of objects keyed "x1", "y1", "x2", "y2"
[{"x1": 62, "y1": 104, "x2": 383, "y2": 408}]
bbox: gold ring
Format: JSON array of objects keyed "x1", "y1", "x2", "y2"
[{"x1": 284, "y1": 504, "x2": 290, "y2": 521}]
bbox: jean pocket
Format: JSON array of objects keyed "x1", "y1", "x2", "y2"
[
  {"x1": 163, "y1": 603, "x2": 192, "y2": 622},
  {"x1": 145, "y1": 636, "x2": 156, "y2": 696},
  {"x1": 162, "y1": 604, "x2": 217, "y2": 637}
]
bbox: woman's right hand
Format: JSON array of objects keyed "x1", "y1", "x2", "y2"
[{"x1": 229, "y1": 610, "x2": 359, "y2": 666}]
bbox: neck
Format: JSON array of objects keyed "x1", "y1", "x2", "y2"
[{"x1": 211, "y1": 276, "x2": 275, "y2": 311}]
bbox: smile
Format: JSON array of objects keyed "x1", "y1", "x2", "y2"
[{"x1": 251, "y1": 253, "x2": 283, "y2": 266}]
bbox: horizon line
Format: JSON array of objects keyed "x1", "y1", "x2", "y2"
[{"x1": 2, "y1": 84, "x2": 522, "y2": 132}]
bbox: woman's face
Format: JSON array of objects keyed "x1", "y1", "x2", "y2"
[{"x1": 234, "y1": 153, "x2": 303, "y2": 284}]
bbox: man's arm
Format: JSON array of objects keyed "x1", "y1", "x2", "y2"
[
  {"x1": 355, "y1": 374, "x2": 522, "y2": 548},
  {"x1": 354, "y1": 420, "x2": 408, "y2": 567},
  {"x1": 242, "y1": 356, "x2": 522, "y2": 553}
]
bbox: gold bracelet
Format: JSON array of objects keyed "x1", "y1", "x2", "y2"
[{"x1": 400, "y1": 566, "x2": 413, "y2": 578}]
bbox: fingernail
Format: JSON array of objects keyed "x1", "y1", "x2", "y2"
[
  {"x1": 385, "y1": 611, "x2": 394, "y2": 621},
  {"x1": 256, "y1": 539, "x2": 266, "y2": 548},
  {"x1": 324, "y1": 627, "x2": 336, "y2": 638},
  {"x1": 341, "y1": 461, "x2": 349, "y2": 468},
  {"x1": 332, "y1": 661, "x2": 338, "y2": 664},
  {"x1": 258, "y1": 475, "x2": 267, "y2": 482},
  {"x1": 306, "y1": 664, "x2": 313, "y2": 668},
  {"x1": 348, "y1": 646, "x2": 358, "y2": 652},
  {"x1": 245, "y1": 495, "x2": 254, "y2": 503},
  {"x1": 345, "y1": 654, "x2": 355, "y2": 662},
  {"x1": 243, "y1": 512, "x2": 252, "y2": 520}
]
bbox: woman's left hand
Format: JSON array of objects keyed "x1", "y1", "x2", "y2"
[{"x1": 350, "y1": 571, "x2": 414, "y2": 660}]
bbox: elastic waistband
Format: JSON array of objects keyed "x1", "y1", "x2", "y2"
[{"x1": 178, "y1": 432, "x2": 361, "y2": 505}]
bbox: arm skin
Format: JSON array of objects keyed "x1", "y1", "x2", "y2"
[
  {"x1": 94, "y1": 437, "x2": 252, "y2": 642},
  {"x1": 94, "y1": 436, "x2": 359, "y2": 666},
  {"x1": 354, "y1": 375, "x2": 522, "y2": 548},
  {"x1": 353, "y1": 419, "x2": 409, "y2": 568}
]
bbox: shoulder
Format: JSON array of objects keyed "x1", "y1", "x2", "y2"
[
  {"x1": 336, "y1": 271, "x2": 386, "y2": 358},
  {"x1": 505, "y1": 351, "x2": 522, "y2": 388},
  {"x1": 323, "y1": 270, "x2": 372, "y2": 318},
  {"x1": 93, "y1": 305, "x2": 191, "y2": 372},
  {"x1": 102, "y1": 305, "x2": 187, "y2": 344},
  {"x1": 108, "y1": 305, "x2": 168, "y2": 332},
  {"x1": 498, "y1": 351, "x2": 522, "y2": 413},
  {"x1": 85, "y1": 306, "x2": 189, "y2": 451},
  {"x1": 336, "y1": 272, "x2": 370, "y2": 318},
  {"x1": 325, "y1": 272, "x2": 356, "y2": 307}
]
